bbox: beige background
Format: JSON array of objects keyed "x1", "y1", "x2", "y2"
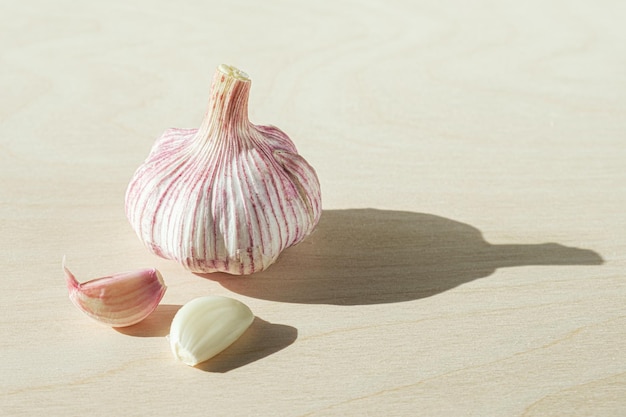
[{"x1": 1, "y1": 0, "x2": 625, "y2": 416}]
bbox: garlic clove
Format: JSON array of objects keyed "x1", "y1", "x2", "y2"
[
  {"x1": 169, "y1": 296, "x2": 254, "y2": 366},
  {"x1": 125, "y1": 64, "x2": 322, "y2": 275},
  {"x1": 63, "y1": 258, "x2": 167, "y2": 327}
]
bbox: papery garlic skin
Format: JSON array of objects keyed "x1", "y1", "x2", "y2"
[
  {"x1": 63, "y1": 260, "x2": 167, "y2": 327},
  {"x1": 169, "y1": 296, "x2": 254, "y2": 366},
  {"x1": 125, "y1": 64, "x2": 321, "y2": 275}
]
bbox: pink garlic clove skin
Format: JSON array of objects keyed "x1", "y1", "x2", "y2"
[
  {"x1": 125, "y1": 64, "x2": 322, "y2": 275},
  {"x1": 63, "y1": 260, "x2": 167, "y2": 327}
]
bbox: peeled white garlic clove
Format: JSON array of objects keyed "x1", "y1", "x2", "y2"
[
  {"x1": 63, "y1": 258, "x2": 167, "y2": 327},
  {"x1": 125, "y1": 64, "x2": 322, "y2": 275},
  {"x1": 169, "y1": 296, "x2": 254, "y2": 366}
]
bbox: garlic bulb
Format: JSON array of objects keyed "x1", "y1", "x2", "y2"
[
  {"x1": 63, "y1": 259, "x2": 167, "y2": 327},
  {"x1": 125, "y1": 64, "x2": 321, "y2": 275},
  {"x1": 169, "y1": 296, "x2": 254, "y2": 366}
]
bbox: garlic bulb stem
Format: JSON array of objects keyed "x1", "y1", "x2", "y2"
[
  {"x1": 217, "y1": 63, "x2": 249, "y2": 81},
  {"x1": 197, "y1": 65, "x2": 251, "y2": 136}
]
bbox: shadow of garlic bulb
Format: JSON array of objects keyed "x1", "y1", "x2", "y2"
[{"x1": 125, "y1": 64, "x2": 321, "y2": 275}]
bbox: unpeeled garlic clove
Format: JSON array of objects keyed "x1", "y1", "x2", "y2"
[
  {"x1": 169, "y1": 296, "x2": 254, "y2": 366},
  {"x1": 125, "y1": 64, "x2": 322, "y2": 275},
  {"x1": 63, "y1": 259, "x2": 167, "y2": 327}
]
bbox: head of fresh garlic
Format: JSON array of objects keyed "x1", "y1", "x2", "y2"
[
  {"x1": 63, "y1": 259, "x2": 167, "y2": 327},
  {"x1": 125, "y1": 64, "x2": 321, "y2": 275}
]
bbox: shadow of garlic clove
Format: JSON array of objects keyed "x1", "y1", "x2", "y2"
[
  {"x1": 63, "y1": 258, "x2": 167, "y2": 327},
  {"x1": 125, "y1": 64, "x2": 322, "y2": 275},
  {"x1": 169, "y1": 296, "x2": 254, "y2": 366}
]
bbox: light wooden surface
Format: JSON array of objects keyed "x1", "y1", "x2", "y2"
[{"x1": 1, "y1": 0, "x2": 625, "y2": 416}]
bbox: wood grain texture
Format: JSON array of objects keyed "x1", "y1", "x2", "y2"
[{"x1": 1, "y1": 0, "x2": 624, "y2": 416}]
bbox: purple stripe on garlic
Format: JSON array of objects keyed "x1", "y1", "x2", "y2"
[{"x1": 125, "y1": 64, "x2": 321, "y2": 275}]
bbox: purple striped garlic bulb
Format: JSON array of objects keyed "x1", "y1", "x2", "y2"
[{"x1": 125, "y1": 64, "x2": 321, "y2": 275}]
